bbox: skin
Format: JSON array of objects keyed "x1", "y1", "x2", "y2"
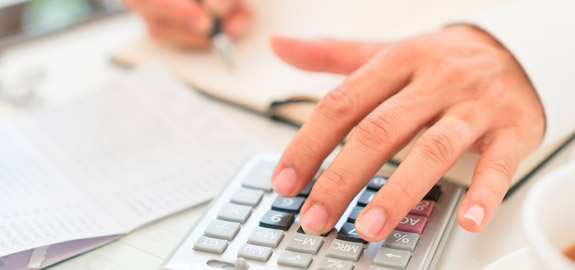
[
  {"x1": 270, "y1": 26, "x2": 545, "y2": 242},
  {"x1": 123, "y1": 0, "x2": 252, "y2": 48},
  {"x1": 128, "y1": 2, "x2": 546, "y2": 241}
]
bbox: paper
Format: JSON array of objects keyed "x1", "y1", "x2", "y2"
[{"x1": 0, "y1": 66, "x2": 261, "y2": 258}]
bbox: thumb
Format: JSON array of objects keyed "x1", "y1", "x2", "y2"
[{"x1": 270, "y1": 35, "x2": 388, "y2": 75}]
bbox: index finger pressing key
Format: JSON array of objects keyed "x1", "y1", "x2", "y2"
[{"x1": 272, "y1": 47, "x2": 414, "y2": 199}]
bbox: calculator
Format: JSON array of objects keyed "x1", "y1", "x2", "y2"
[{"x1": 161, "y1": 153, "x2": 465, "y2": 270}]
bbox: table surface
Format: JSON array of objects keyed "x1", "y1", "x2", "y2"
[{"x1": 1, "y1": 13, "x2": 573, "y2": 270}]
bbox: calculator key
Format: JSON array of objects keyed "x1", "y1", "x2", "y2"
[
  {"x1": 286, "y1": 233, "x2": 324, "y2": 254},
  {"x1": 297, "y1": 226, "x2": 332, "y2": 237},
  {"x1": 326, "y1": 239, "x2": 364, "y2": 262},
  {"x1": 409, "y1": 200, "x2": 434, "y2": 217},
  {"x1": 318, "y1": 257, "x2": 354, "y2": 270},
  {"x1": 374, "y1": 247, "x2": 411, "y2": 269},
  {"x1": 217, "y1": 203, "x2": 252, "y2": 223},
  {"x1": 230, "y1": 188, "x2": 263, "y2": 206},
  {"x1": 259, "y1": 210, "x2": 294, "y2": 230},
  {"x1": 367, "y1": 176, "x2": 387, "y2": 190},
  {"x1": 383, "y1": 230, "x2": 419, "y2": 251},
  {"x1": 247, "y1": 227, "x2": 284, "y2": 248},
  {"x1": 277, "y1": 250, "x2": 313, "y2": 269},
  {"x1": 347, "y1": 206, "x2": 364, "y2": 223},
  {"x1": 242, "y1": 160, "x2": 274, "y2": 191},
  {"x1": 337, "y1": 222, "x2": 367, "y2": 244},
  {"x1": 271, "y1": 196, "x2": 305, "y2": 213},
  {"x1": 369, "y1": 266, "x2": 396, "y2": 270},
  {"x1": 298, "y1": 181, "x2": 315, "y2": 197},
  {"x1": 204, "y1": 219, "x2": 240, "y2": 240},
  {"x1": 395, "y1": 214, "x2": 428, "y2": 234},
  {"x1": 357, "y1": 190, "x2": 377, "y2": 206},
  {"x1": 237, "y1": 243, "x2": 273, "y2": 262},
  {"x1": 424, "y1": 185, "x2": 442, "y2": 201},
  {"x1": 193, "y1": 236, "x2": 228, "y2": 254}
]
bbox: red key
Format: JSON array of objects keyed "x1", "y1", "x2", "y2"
[
  {"x1": 409, "y1": 200, "x2": 435, "y2": 217},
  {"x1": 395, "y1": 214, "x2": 428, "y2": 234}
]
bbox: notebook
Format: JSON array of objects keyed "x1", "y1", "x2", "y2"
[{"x1": 112, "y1": 0, "x2": 575, "y2": 189}]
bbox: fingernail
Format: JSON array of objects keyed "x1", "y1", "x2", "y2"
[
  {"x1": 356, "y1": 207, "x2": 386, "y2": 239},
  {"x1": 463, "y1": 205, "x2": 485, "y2": 228},
  {"x1": 301, "y1": 203, "x2": 328, "y2": 235},
  {"x1": 272, "y1": 168, "x2": 297, "y2": 195}
]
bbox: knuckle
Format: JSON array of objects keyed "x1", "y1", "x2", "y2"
[
  {"x1": 354, "y1": 113, "x2": 401, "y2": 152},
  {"x1": 316, "y1": 84, "x2": 357, "y2": 121},
  {"x1": 478, "y1": 155, "x2": 515, "y2": 185},
  {"x1": 416, "y1": 131, "x2": 456, "y2": 165},
  {"x1": 293, "y1": 132, "x2": 322, "y2": 158},
  {"x1": 318, "y1": 168, "x2": 353, "y2": 195},
  {"x1": 436, "y1": 59, "x2": 470, "y2": 85}
]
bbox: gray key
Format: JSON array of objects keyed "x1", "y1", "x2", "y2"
[
  {"x1": 277, "y1": 250, "x2": 313, "y2": 269},
  {"x1": 286, "y1": 233, "x2": 324, "y2": 254},
  {"x1": 326, "y1": 239, "x2": 363, "y2": 262},
  {"x1": 374, "y1": 247, "x2": 411, "y2": 269},
  {"x1": 230, "y1": 188, "x2": 263, "y2": 206},
  {"x1": 237, "y1": 243, "x2": 272, "y2": 262},
  {"x1": 193, "y1": 236, "x2": 228, "y2": 254},
  {"x1": 271, "y1": 196, "x2": 305, "y2": 213},
  {"x1": 217, "y1": 203, "x2": 252, "y2": 223},
  {"x1": 383, "y1": 230, "x2": 419, "y2": 251},
  {"x1": 259, "y1": 210, "x2": 294, "y2": 230},
  {"x1": 242, "y1": 160, "x2": 274, "y2": 191},
  {"x1": 318, "y1": 257, "x2": 354, "y2": 270},
  {"x1": 369, "y1": 265, "x2": 396, "y2": 270},
  {"x1": 204, "y1": 219, "x2": 240, "y2": 240},
  {"x1": 247, "y1": 227, "x2": 284, "y2": 247}
]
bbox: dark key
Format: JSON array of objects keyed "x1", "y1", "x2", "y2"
[
  {"x1": 298, "y1": 181, "x2": 315, "y2": 197},
  {"x1": 357, "y1": 190, "x2": 377, "y2": 206},
  {"x1": 337, "y1": 222, "x2": 367, "y2": 244},
  {"x1": 297, "y1": 226, "x2": 331, "y2": 237},
  {"x1": 272, "y1": 196, "x2": 305, "y2": 213},
  {"x1": 347, "y1": 206, "x2": 364, "y2": 223},
  {"x1": 424, "y1": 185, "x2": 442, "y2": 201},
  {"x1": 367, "y1": 176, "x2": 387, "y2": 190},
  {"x1": 260, "y1": 210, "x2": 294, "y2": 230}
]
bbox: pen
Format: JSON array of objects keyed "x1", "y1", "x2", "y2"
[{"x1": 197, "y1": 0, "x2": 235, "y2": 69}]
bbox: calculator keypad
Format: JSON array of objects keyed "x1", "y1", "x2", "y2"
[{"x1": 183, "y1": 156, "x2": 460, "y2": 270}]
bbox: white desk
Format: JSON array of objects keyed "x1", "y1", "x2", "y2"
[{"x1": 2, "y1": 13, "x2": 573, "y2": 270}]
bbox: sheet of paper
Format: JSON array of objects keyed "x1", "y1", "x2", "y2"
[{"x1": 0, "y1": 66, "x2": 262, "y2": 258}]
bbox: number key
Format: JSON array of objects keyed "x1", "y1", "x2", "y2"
[
  {"x1": 260, "y1": 210, "x2": 294, "y2": 230},
  {"x1": 271, "y1": 196, "x2": 305, "y2": 213}
]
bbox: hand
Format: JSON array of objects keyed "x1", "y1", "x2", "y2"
[
  {"x1": 124, "y1": 0, "x2": 251, "y2": 48},
  {"x1": 270, "y1": 26, "x2": 545, "y2": 242}
]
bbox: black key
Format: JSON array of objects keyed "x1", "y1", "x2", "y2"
[
  {"x1": 297, "y1": 226, "x2": 331, "y2": 237},
  {"x1": 424, "y1": 185, "x2": 442, "y2": 201},
  {"x1": 367, "y1": 176, "x2": 387, "y2": 190},
  {"x1": 260, "y1": 210, "x2": 294, "y2": 230},
  {"x1": 337, "y1": 222, "x2": 367, "y2": 244},
  {"x1": 347, "y1": 206, "x2": 364, "y2": 223},
  {"x1": 357, "y1": 190, "x2": 377, "y2": 206},
  {"x1": 272, "y1": 196, "x2": 305, "y2": 213},
  {"x1": 298, "y1": 181, "x2": 315, "y2": 197}
]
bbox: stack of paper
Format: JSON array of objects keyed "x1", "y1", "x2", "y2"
[{"x1": 0, "y1": 66, "x2": 262, "y2": 269}]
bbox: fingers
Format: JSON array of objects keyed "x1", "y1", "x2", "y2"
[
  {"x1": 298, "y1": 89, "x2": 443, "y2": 235},
  {"x1": 222, "y1": 1, "x2": 252, "y2": 39},
  {"x1": 270, "y1": 36, "x2": 388, "y2": 74},
  {"x1": 127, "y1": 0, "x2": 210, "y2": 31},
  {"x1": 354, "y1": 113, "x2": 485, "y2": 241},
  {"x1": 272, "y1": 47, "x2": 414, "y2": 200},
  {"x1": 457, "y1": 131, "x2": 523, "y2": 232},
  {"x1": 146, "y1": 18, "x2": 211, "y2": 48}
]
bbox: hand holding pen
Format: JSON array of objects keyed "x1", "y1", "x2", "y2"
[{"x1": 124, "y1": 0, "x2": 251, "y2": 51}]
